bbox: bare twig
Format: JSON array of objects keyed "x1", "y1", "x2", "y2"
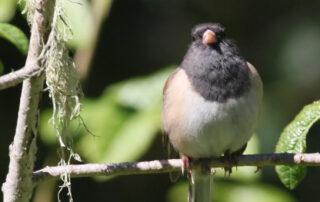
[
  {"x1": 33, "y1": 153, "x2": 320, "y2": 184},
  {"x1": 0, "y1": 65, "x2": 42, "y2": 90},
  {"x1": 1, "y1": 0, "x2": 55, "y2": 201}
]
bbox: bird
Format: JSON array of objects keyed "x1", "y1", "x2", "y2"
[{"x1": 162, "y1": 23, "x2": 262, "y2": 202}]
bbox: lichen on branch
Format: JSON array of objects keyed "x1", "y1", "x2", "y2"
[
  {"x1": 39, "y1": 0, "x2": 83, "y2": 201},
  {"x1": 19, "y1": 0, "x2": 84, "y2": 201}
]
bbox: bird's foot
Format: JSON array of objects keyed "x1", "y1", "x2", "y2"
[
  {"x1": 223, "y1": 167, "x2": 232, "y2": 177},
  {"x1": 182, "y1": 155, "x2": 217, "y2": 178},
  {"x1": 182, "y1": 155, "x2": 192, "y2": 178},
  {"x1": 223, "y1": 151, "x2": 233, "y2": 176},
  {"x1": 210, "y1": 167, "x2": 216, "y2": 175},
  {"x1": 223, "y1": 144, "x2": 247, "y2": 176},
  {"x1": 223, "y1": 150, "x2": 240, "y2": 176}
]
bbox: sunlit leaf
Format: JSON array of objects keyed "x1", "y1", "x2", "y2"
[
  {"x1": 0, "y1": 0, "x2": 18, "y2": 22},
  {"x1": 61, "y1": 0, "x2": 94, "y2": 49},
  {"x1": 275, "y1": 101, "x2": 320, "y2": 189},
  {"x1": 0, "y1": 23, "x2": 28, "y2": 54}
]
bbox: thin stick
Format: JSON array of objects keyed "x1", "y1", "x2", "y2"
[
  {"x1": 33, "y1": 152, "x2": 320, "y2": 184},
  {"x1": 0, "y1": 65, "x2": 42, "y2": 90}
]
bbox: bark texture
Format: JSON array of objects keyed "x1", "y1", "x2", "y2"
[{"x1": 2, "y1": 0, "x2": 55, "y2": 201}]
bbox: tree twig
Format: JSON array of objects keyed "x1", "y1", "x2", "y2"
[
  {"x1": 0, "y1": 65, "x2": 42, "y2": 90},
  {"x1": 32, "y1": 153, "x2": 320, "y2": 184},
  {"x1": 1, "y1": 0, "x2": 55, "y2": 201}
]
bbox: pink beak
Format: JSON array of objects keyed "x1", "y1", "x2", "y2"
[{"x1": 202, "y1": 30, "x2": 217, "y2": 45}]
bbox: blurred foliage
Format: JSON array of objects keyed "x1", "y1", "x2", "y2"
[
  {"x1": 40, "y1": 67, "x2": 174, "y2": 165},
  {"x1": 167, "y1": 181, "x2": 296, "y2": 202},
  {"x1": 61, "y1": 0, "x2": 94, "y2": 49},
  {"x1": 278, "y1": 21, "x2": 320, "y2": 86},
  {"x1": 0, "y1": 22, "x2": 28, "y2": 54},
  {"x1": 275, "y1": 101, "x2": 320, "y2": 189},
  {"x1": 0, "y1": 59, "x2": 3, "y2": 75},
  {"x1": 0, "y1": 0, "x2": 18, "y2": 22}
]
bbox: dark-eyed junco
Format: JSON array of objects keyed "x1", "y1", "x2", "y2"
[{"x1": 162, "y1": 23, "x2": 262, "y2": 202}]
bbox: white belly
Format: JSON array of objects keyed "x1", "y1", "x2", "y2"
[{"x1": 177, "y1": 88, "x2": 259, "y2": 158}]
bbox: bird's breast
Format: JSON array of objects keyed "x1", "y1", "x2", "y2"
[{"x1": 162, "y1": 68, "x2": 260, "y2": 158}]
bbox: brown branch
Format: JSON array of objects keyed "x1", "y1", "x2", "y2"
[
  {"x1": 1, "y1": 0, "x2": 55, "y2": 201},
  {"x1": 32, "y1": 153, "x2": 320, "y2": 184},
  {"x1": 0, "y1": 65, "x2": 42, "y2": 90}
]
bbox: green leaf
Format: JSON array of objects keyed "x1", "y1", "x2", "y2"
[
  {"x1": 61, "y1": 0, "x2": 94, "y2": 49},
  {"x1": 275, "y1": 165, "x2": 306, "y2": 190},
  {"x1": 275, "y1": 101, "x2": 320, "y2": 189},
  {"x1": 0, "y1": 23, "x2": 29, "y2": 55},
  {"x1": 0, "y1": 0, "x2": 18, "y2": 22}
]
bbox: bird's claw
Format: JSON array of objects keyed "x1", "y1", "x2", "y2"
[
  {"x1": 182, "y1": 155, "x2": 192, "y2": 178},
  {"x1": 223, "y1": 149, "x2": 241, "y2": 176}
]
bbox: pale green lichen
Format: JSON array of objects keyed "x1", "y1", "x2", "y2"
[
  {"x1": 43, "y1": 1, "x2": 82, "y2": 148},
  {"x1": 20, "y1": 0, "x2": 83, "y2": 201},
  {"x1": 19, "y1": 0, "x2": 36, "y2": 25},
  {"x1": 44, "y1": 1, "x2": 83, "y2": 202}
]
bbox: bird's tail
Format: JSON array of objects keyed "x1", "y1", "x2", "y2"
[{"x1": 189, "y1": 169, "x2": 213, "y2": 202}]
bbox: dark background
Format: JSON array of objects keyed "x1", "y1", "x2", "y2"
[{"x1": 1, "y1": 0, "x2": 320, "y2": 201}]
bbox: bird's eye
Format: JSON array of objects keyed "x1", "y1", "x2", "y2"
[{"x1": 192, "y1": 36, "x2": 196, "y2": 41}]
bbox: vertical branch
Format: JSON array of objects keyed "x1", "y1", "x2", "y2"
[
  {"x1": 2, "y1": 0, "x2": 55, "y2": 201},
  {"x1": 75, "y1": 0, "x2": 113, "y2": 80}
]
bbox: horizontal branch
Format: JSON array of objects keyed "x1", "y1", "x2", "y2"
[
  {"x1": 33, "y1": 152, "x2": 320, "y2": 184},
  {"x1": 0, "y1": 64, "x2": 42, "y2": 90}
]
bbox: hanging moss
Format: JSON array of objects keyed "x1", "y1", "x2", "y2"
[{"x1": 20, "y1": 0, "x2": 83, "y2": 201}]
